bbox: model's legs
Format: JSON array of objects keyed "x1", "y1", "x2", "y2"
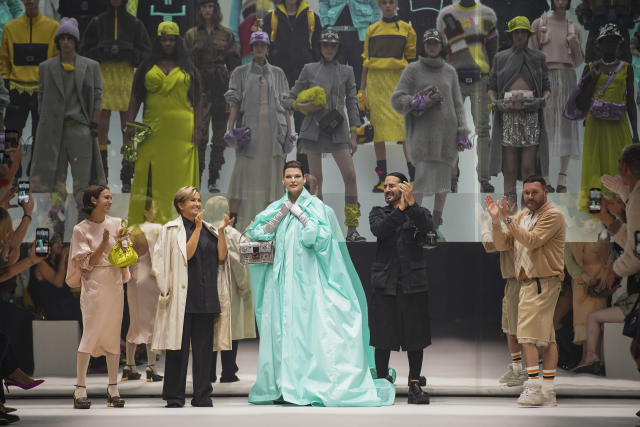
[
  {"x1": 197, "y1": 106, "x2": 211, "y2": 188},
  {"x1": 470, "y1": 77, "x2": 492, "y2": 190},
  {"x1": 162, "y1": 313, "x2": 192, "y2": 407},
  {"x1": 502, "y1": 147, "x2": 518, "y2": 212},
  {"x1": 306, "y1": 152, "x2": 323, "y2": 199},
  {"x1": 119, "y1": 111, "x2": 134, "y2": 191},
  {"x1": 98, "y1": 110, "x2": 111, "y2": 180},
  {"x1": 583, "y1": 307, "x2": 625, "y2": 364},
  {"x1": 332, "y1": 149, "x2": 364, "y2": 239},
  {"x1": 374, "y1": 348, "x2": 391, "y2": 379},
  {"x1": 557, "y1": 156, "x2": 570, "y2": 191},
  {"x1": 190, "y1": 313, "x2": 214, "y2": 406},
  {"x1": 401, "y1": 142, "x2": 415, "y2": 182},
  {"x1": 520, "y1": 145, "x2": 537, "y2": 182},
  {"x1": 74, "y1": 352, "x2": 90, "y2": 399},
  {"x1": 208, "y1": 106, "x2": 228, "y2": 192},
  {"x1": 220, "y1": 340, "x2": 239, "y2": 381},
  {"x1": 407, "y1": 350, "x2": 423, "y2": 380},
  {"x1": 106, "y1": 352, "x2": 121, "y2": 397},
  {"x1": 432, "y1": 192, "x2": 447, "y2": 230}
]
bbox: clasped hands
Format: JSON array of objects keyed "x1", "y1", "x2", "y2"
[
  {"x1": 262, "y1": 201, "x2": 309, "y2": 233},
  {"x1": 396, "y1": 182, "x2": 416, "y2": 211},
  {"x1": 484, "y1": 195, "x2": 511, "y2": 224},
  {"x1": 410, "y1": 87, "x2": 443, "y2": 111}
]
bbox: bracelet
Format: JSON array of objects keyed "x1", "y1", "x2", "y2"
[{"x1": 22, "y1": 214, "x2": 31, "y2": 221}]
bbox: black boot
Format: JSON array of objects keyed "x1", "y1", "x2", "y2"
[{"x1": 407, "y1": 380, "x2": 429, "y2": 404}]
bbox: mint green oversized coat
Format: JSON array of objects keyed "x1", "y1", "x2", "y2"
[{"x1": 246, "y1": 188, "x2": 395, "y2": 406}]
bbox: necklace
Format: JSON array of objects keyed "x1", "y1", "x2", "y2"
[{"x1": 601, "y1": 58, "x2": 618, "y2": 66}]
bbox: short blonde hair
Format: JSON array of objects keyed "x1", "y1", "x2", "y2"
[{"x1": 173, "y1": 186, "x2": 199, "y2": 215}]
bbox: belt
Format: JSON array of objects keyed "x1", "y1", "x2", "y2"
[{"x1": 330, "y1": 25, "x2": 357, "y2": 32}]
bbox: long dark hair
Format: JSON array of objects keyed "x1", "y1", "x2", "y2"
[
  {"x1": 197, "y1": 1, "x2": 222, "y2": 26},
  {"x1": 132, "y1": 35, "x2": 199, "y2": 106}
]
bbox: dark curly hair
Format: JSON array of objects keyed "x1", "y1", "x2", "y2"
[{"x1": 82, "y1": 185, "x2": 109, "y2": 215}]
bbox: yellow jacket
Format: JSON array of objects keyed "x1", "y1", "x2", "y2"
[
  {"x1": 362, "y1": 18, "x2": 416, "y2": 70},
  {"x1": 0, "y1": 13, "x2": 59, "y2": 84}
]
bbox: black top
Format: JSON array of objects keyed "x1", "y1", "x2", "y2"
[
  {"x1": 369, "y1": 204, "x2": 434, "y2": 295},
  {"x1": 183, "y1": 216, "x2": 220, "y2": 314}
]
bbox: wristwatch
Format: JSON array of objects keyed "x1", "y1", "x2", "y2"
[{"x1": 504, "y1": 217, "x2": 512, "y2": 224}]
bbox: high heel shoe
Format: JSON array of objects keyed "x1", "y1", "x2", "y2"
[
  {"x1": 4, "y1": 378, "x2": 45, "y2": 392},
  {"x1": 106, "y1": 384, "x2": 125, "y2": 408},
  {"x1": 121, "y1": 365, "x2": 141, "y2": 381},
  {"x1": 73, "y1": 385, "x2": 91, "y2": 409},
  {"x1": 146, "y1": 366, "x2": 163, "y2": 382}
]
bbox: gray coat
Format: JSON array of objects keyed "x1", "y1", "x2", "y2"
[
  {"x1": 391, "y1": 56, "x2": 468, "y2": 167},
  {"x1": 224, "y1": 60, "x2": 290, "y2": 158},
  {"x1": 284, "y1": 59, "x2": 361, "y2": 145},
  {"x1": 31, "y1": 55, "x2": 105, "y2": 192}
]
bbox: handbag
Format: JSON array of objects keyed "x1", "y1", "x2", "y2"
[
  {"x1": 563, "y1": 68, "x2": 598, "y2": 120},
  {"x1": 238, "y1": 231, "x2": 274, "y2": 265},
  {"x1": 589, "y1": 98, "x2": 627, "y2": 120},
  {"x1": 108, "y1": 219, "x2": 139, "y2": 268},
  {"x1": 121, "y1": 122, "x2": 152, "y2": 162},
  {"x1": 623, "y1": 293, "x2": 640, "y2": 338},
  {"x1": 12, "y1": 43, "x2": 48, "y2": 66},
  {"x1": 315, "y1": 64, "x2": 345, "y2": 133}
]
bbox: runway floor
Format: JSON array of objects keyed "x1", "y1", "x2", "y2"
[{"x1": 8, "y1": 397, "x2": 640, "y2": 427}]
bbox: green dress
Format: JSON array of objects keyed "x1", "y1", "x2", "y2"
[
  {"x1": 580, "y1": 62, "x2": 632, "y2": 211},
  {"x1": 128, "y1": 65, "x2": 199, "y2": 224},
  {"x1": 246, "y1": 188, "x2": 395, "y2": 406}
]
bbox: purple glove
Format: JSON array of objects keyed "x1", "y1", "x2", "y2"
[
  {"x1": 234, "y1": 127, "x2": 251, "y2": 148},
  {"x1": 284, "y1": 133, "x2": 297, "y2": 154},
  {"x1": 410, "y1": 94, "x2": 427, "y2": 110},
  {"x1": 224, "y1": 130, "x2": 237, "y2": 148},
  {"x1": 456, "y1": 136, "x2": 472, "y2": 151}
]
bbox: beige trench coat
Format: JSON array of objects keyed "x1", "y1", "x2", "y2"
[{"x1": 151, "y1": 216, "x2": 232, "y2": 352}]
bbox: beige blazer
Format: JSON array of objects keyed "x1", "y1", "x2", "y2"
[{"x1": 151, "y1": 216, "x2": 231, "y2": 352}]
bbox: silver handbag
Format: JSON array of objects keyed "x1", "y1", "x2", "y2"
[{"x1": 238, "y1": 231, "x2": 274, "y2": 265}]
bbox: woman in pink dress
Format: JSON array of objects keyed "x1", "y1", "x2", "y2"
[{"x1": 66, "y1": 185, "x2": 131, "y2": 409}]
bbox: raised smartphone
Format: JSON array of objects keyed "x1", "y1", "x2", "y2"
[
  {"x1": 588, "y1": 188, "x2": 602, "y2": 214},
  {"x1": 35, "y1": 228, "x2": 50, "y2": 257},
  {"x1": 17, "y1": 180, "x2": 29, "y2": 205}
]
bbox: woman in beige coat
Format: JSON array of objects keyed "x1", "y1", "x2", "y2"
[
  {"x1": 204, "y1": 196, "x2": 256, "y2": 383},
  {"x1": 151, "y1": 186, "x2": 232, "y2": 408}
]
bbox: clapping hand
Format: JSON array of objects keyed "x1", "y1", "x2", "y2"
[
  {"x1": 601, "y1": 174, "x2": 630, "y2": 202},
  {"x1": 219, "y1": 213, "x2": 233, "y2": 232},
  {"x1": 398, "y1": 182, "x2": 415, "y2": 211},
  {"x1": 484, "y1": 195, "x2": 510, "y2": 222},
  {"x1": 195, "y1": 210, "x2": 205, "y2": 229}
]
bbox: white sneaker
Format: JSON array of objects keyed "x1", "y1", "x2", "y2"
[
  {"x1": 517, "y1": 380, "x2": 544, "y2": 406},
  {"x1": 542, "y1": 388, "x2": 557, "y2": 406},
  {"x1": 499, "y1": 365, "x2": 526, "y2": 386}
]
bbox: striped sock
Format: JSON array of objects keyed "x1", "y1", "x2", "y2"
[
  {"x1": 527, "y1": 365, "x2": 539, "y2": 380},
  {"x1": 542, "y1": 369, "x2": 556, "y2": 383},
  {"x1": 511, "y1": 352, "x2": 522, "y2": 371}
]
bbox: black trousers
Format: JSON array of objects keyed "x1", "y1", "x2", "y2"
[
  {"x1": 211, "y1": 340, "x2": 239, "y2": 380},
  {"x1": 337, "y1": 30, "x2": 364, "y2": 89},
  {"x1": 0, "y1": 330, "x2": 19, "y2": 404},
  {"x1": 5, "y1": 89, "x2": 39, "y2": 175},
  {"x1": 162, "y1": 313, "x2": 214, "y2": 407}
]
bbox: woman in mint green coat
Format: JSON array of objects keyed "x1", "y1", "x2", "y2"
[{"x1": 246, "y1": 160, "x2": 395, "y2": 407}]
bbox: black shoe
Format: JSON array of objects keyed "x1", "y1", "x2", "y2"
[
  {"x1": 450, "y1": 180, "x2": 458, "y2": 193},
  {"x1": 0, "y1": 419, "x2": 7, "y2": 426},
  {"x1": 121, "y1": 183, "x2": 131, "y2": 193},
  {"x1": 346, "y1": 229, "x2": 367, "y2": 242},
  {"x1": 165, "y1": 402, "x2": 183, "y2": 408},
  {"x1": 191, "y1": 399, "x2": 213, "y2": 407},
  {"x1": 208, "y1": 183, "x2": 220, "y2": 193},
  {"x1": 146, "y1": 366, "x2": 163, "y2": 382},
  {"x1": 480, "y1": 181, "x2": 494, "y2": 193},
  {"x1": 220, "y1": 375, "x2": 240, "y2": 383},
  {"x1": 0, "y1": 411, "x2": 19, "y2": 424},
  {"x1": 407, "y1": 381, "x2": 430, "y2": 404},
  {"x1": 419, "y1": 376, "x2": 426, "y2": 387},
  {"x1": 121, "y1": 365, "x2": 141, "y2": 381},
  {"x1": 545, "y1": 184, "x2": 555, "y2": 193},
  {"x1": 572, "y1": 361, "x2": 605, "y2": 376},
  {"x1": 210, "y1": 374, "x2": 217, "y2": 383}
]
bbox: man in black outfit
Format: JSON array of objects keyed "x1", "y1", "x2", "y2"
[{"x1": 368, "y1": 172, "x2": 433, "y2": 405}]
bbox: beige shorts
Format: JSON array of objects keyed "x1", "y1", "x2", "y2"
[
  {"x1": 517, "y1": 277, "x2": 562, "y2": 347},
  {"x1": 501, "y1": 278, "x2": 521, "y2": 336}
]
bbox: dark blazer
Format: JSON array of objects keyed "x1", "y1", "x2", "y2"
[{"x1": 369, "y1": 204, "x2": 434, "y2": 295}]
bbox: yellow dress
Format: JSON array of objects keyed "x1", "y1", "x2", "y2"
[
  {"x1": 100, "y1": 61, "x2": 134, "y2": 111},
  {"x1": 362, "y1": 19, "x2": 416, "y2": 143},
  {"x1": 128, "y1": 65, "x2": 199, "y2": 225}
]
